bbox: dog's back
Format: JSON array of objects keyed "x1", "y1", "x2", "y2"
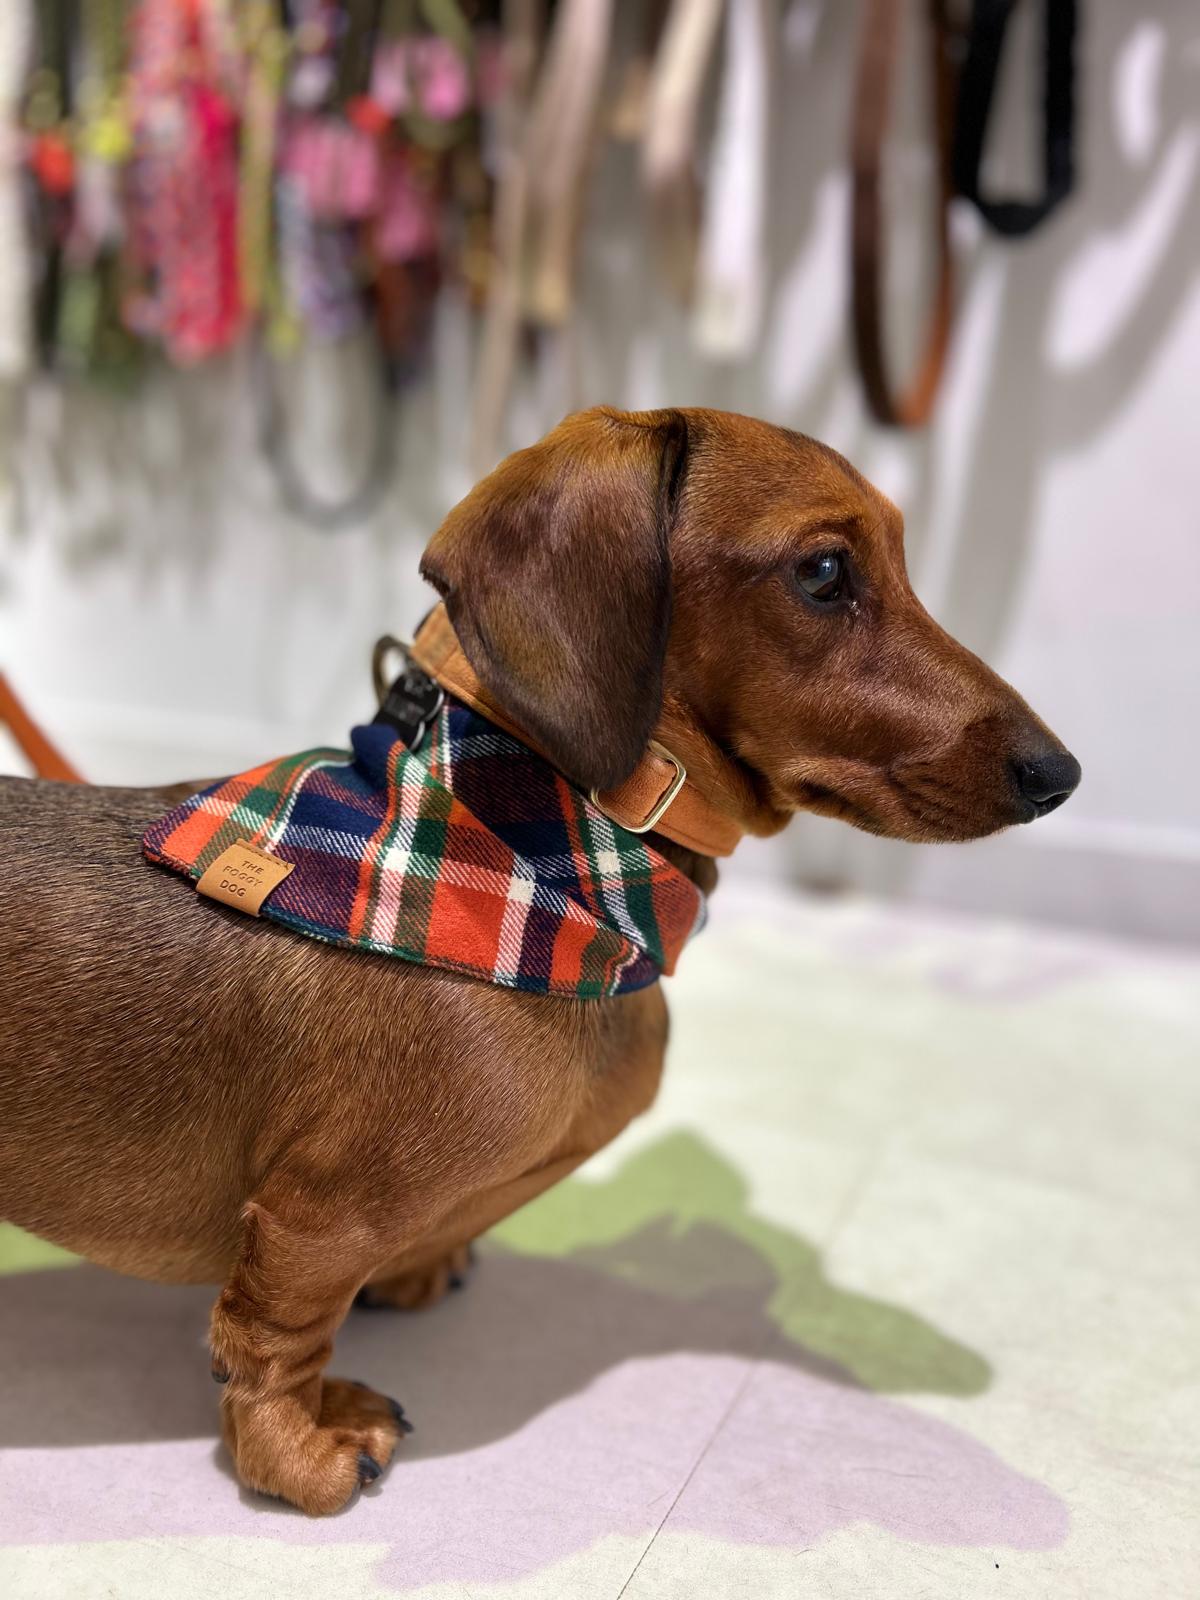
[
  {"x1": 0, "y1": 775, "x2": 661, "y2": 1284},
  {"x1": 0, "y1": 776, "x2": 270, "y2": 1276}
]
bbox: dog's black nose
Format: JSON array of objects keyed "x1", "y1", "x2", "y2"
[{"x1": 1015, "y1": 749, "x2": 1081, "y2": 815}]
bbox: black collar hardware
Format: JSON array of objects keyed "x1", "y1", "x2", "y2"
[{"x1": 371, "y1": 635, "x2": 446, "y2": 752}]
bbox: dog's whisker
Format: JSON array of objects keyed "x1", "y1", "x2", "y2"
[
  {"x1": 891, "y1": 770, "x2": 963, "y2": 809},
  {"x1": 886, "y1": 774, "x2": 966, "y2": 830}
]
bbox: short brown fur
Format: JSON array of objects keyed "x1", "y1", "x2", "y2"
[{"x1": 0, "y1": 408, "x2": 1076, "y2": 1513}]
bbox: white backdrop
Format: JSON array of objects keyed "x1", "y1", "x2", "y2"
[{"x1": 1, "y1": 2, "x2": 1197, "y2": 944}]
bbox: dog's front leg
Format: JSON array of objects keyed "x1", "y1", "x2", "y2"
[{"x1": 210, "y1": 1198, "x2": 411, "y2": 1514}]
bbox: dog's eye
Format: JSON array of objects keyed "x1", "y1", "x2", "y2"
[{"x1": 796, "y1": 552, "x2": 845, "y2": 604}]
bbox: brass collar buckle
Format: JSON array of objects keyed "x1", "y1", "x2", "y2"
[{"x1": 591, "y1": 741, "x2": 688, "y2": 834}]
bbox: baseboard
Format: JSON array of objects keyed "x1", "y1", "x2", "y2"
[{"x1": 719, "y1": 810, "x2": 1200, "y2": 951}]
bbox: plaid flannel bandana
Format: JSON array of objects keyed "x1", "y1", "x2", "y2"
[{"x1": 142, "y1": 698, "x2": 706, "y2": 999}]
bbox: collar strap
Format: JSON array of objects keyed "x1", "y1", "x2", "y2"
[{"x1": 410, "y1": 604, "x2": 743, "y2": 858}]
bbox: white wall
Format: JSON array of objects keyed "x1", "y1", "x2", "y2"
[{"x1": 2, "y1": 2, "x2": 1198, "y2": 944}]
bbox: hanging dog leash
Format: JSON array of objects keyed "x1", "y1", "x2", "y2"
[
  {"x1": 691, "y1": 0, "x2": 773, "y2": 360},
  {"x1": 0, "y1": 673, "x2": 82, "y2": 781},
  {"x1": 468, "y1": 0, "x2": 614, "y2": 474},
  {"x1": 0, "y1": 3, "x2": 32, "y2": 385},
  {"x1": 641, "y1": 0, "x2": 724, "y2": 307},
  {"x1": 851, "y1": 0, "x2": 1079, "y2": 424},
  {"x1": 251, "y1": 330, "x2": 398, "y2": 531},
  {"x1": 952, "y1": 0, "x2": 1078, "y2": 237},
  {"x1": 850, "y1": 0, "x2": 958, "y2": 428}
]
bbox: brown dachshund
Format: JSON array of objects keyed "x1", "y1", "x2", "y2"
[{"x1": 0, "y1": 407, "x2": 1079, "y2": 1514}]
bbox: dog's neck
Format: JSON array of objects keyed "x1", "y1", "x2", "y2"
[{"x1": 411, "y1": 603, "x2": 781, "y2": 866}]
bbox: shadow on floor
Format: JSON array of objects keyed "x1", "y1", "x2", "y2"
[
  {"x1": 1, "y1": 1133, "x2": 1072, "y2": 1579},
  {"x1": 0, "y1": 1133, "x2": 989, "y2": 1454}
]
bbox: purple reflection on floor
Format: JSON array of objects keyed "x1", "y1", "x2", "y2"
[{"x1": 0, "y1": 1251, "x2": 1067, "y2": 1590}]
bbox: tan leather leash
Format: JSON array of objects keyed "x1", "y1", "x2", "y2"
[
  {"x1": 850, "y1": 0, "x2": 958, "y2": 428},
  {"x1": 467, "y1": 0, "x2": 542, "y2": 477},
  {"x1": 691, "y1": 0, "x2": 773, "y2": 360},
  {"x1": 523, "y1": 0, "x2": 615, "y2": 329},
  {"x1": 641, "y1": 0, "x2": 725, "y2": 306},
  {"x1": 469, "y1": 0, "x2": 616, "y2": 476},
  {"x1": 0, "y1": 672, "x2": 82, "y2": 781},
  {"x1": 410, "y1": 602, "x2": 743, "y2": 858}
]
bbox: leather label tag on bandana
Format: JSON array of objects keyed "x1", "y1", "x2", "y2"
[
  {"x1": 196, "y1": 841, "x2": 294, "y2": 917},
  {"x1": 144, "y1": 707, "x2": 706, "y2": 997}
]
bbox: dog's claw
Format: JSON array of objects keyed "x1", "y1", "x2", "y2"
[
  {"x1": 211, "y1": 1363, "x2": 230, "y2": 1384},
  {"x1": 348, "y1": 1382, "x2": 412, "y2": 1434},
  {"x1": 448, "y1": 1273, "x2": 464, "y2": 1290},
  {"x1": 357, "y1": 1451, "x2": 382, "y2": 1486}
]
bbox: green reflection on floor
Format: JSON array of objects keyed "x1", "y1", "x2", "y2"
[
  {"x1": 0, "y1": 1223, "x2": 78, "y2": 1276},
  {"x1": 1, "y1": 1132, "x2": 988, "y2": 1397},
  {"x1": 493, "y1": 1131, "x2": 991, "y2": 1397}
]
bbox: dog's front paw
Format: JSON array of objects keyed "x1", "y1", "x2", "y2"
[
  {"x1": 355, "y1": 1242, "x2": 475, "y2": 1311},
  {"x1": 223, "y1": 1377, "x2": 412, "y2": 1515}
]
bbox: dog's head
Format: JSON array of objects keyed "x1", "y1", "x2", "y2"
[{"x1": 422, "y1": 406, "x2": 1079, "y2": 843}]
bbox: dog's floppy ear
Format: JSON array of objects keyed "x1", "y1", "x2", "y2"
[{"x1": 420, "y1": 406, "x2": 689, "y2": 791}]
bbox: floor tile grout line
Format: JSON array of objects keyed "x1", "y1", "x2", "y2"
[
  {"x1": 613, "y1": 1340, "x2": 771, "y2": 1600},
  {"x1": 611, "y1": 1050, "x2": 925, "y2": 1596},
  {"x1": 819, "y1": 1036, "x2": 950, "y2": 1257},
  {"x1": 819, "y1": 1135, "x2": 894, "y2": 1256}
]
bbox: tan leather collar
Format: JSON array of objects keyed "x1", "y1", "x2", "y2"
[{"x1": 411, "y1": 604, "x2": 744, "y2": 859}]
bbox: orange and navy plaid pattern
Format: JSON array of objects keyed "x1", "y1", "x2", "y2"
[{"x1": 142, "y1": 698, "x2": 706, "y2": 998}]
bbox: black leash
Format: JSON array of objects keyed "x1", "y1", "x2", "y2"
[{"x1": 952, "y1": 0, "x2": 1079, "y2": 237}]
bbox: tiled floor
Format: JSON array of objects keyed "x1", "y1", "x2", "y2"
[{"x1": 2, "y1": 885, "x2": 1197, "y2": 1599}]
